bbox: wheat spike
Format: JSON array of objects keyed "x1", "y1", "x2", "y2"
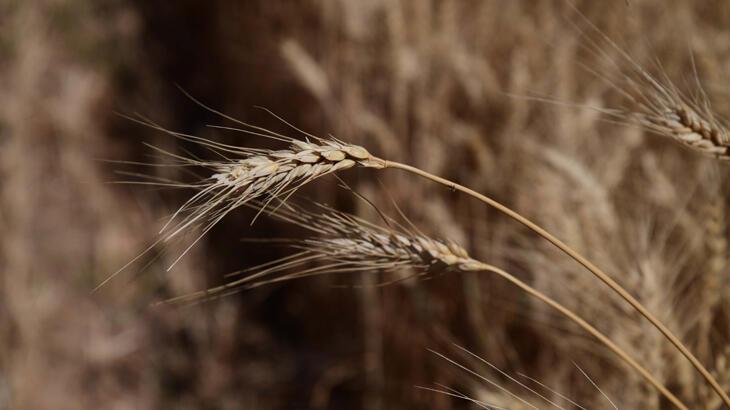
[
  {"x1": 638, "y1": 96, "x2": 730, "y2": 160},
  {"x1": 588, "y1": 55, "x2": 730, "y2": 160},
  {"x1": 160, "y1": 136, "x2": 385, "y2": 242},
  {"x1": 164, "y1": 202, "x2": 487, "y2": 303},
  {"x1": 565, "y1": 4, "x2": 730, "y2": 162}
]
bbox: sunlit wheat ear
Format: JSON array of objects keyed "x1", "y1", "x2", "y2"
[
  {"x1": 566, "y1": 6, "x2": 730, "y2": 161},
  {"x1": 154, "y1": 123, "x2": 383, "y2": 235},
  {"x1": 161, "y1": 201, "x2": 488, "y2": 305},
  {"x1": 617, "y1": 72, "x2": 730, "y2": 160},
  {"x1": 163, "y1": 136, "x2": 383, "y2": 244},
  {"x1": 112, "y1": 113, "x2": 385, "y2": 271}
]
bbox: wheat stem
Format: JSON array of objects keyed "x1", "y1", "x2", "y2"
[
  {"x1": 383, "y1": 159, "x2": 730, "y2": 407},
  {"x1": 478, "y1": 263, "x2": 688, "y2": 410}
]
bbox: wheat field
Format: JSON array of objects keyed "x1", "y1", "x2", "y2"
[{"x1": 1, "y1": 0, "x2": 730, "y2": 409}]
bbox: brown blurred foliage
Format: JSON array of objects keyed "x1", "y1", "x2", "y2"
[{"x1": 1, "y1": 0, "x2": 729, "y2": 409}]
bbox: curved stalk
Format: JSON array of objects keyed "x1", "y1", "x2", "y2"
[
  {"x1": 383, "y1": 159, "x2": 730, "y2": 407},
  {"x1": 476, "y1": 263, "x2": 687, "y2": 410}
]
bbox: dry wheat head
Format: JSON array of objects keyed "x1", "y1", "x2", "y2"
[
  {"x1": 639, "y1": 96, "x2": 730, "y2": 160},
  {"x1": 161, "y1": 137, "x2": 385, "y2": 242},
  {"x1": 162, "y1": 202, "x2": 486, "y2": 304}
]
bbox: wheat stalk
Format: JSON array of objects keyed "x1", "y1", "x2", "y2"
[
  {"x1": 162, "y1": 201, "x2": 688, "y2": 409},
  {"x1": 383, "y1": 160, "x2": 729, "y2": 407}
]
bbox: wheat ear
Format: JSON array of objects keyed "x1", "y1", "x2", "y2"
[
  {"x1": 601, "y1": 62, "x2": 730, "y2": 161},
  {"x1": 163, "y1": 202, "x2": 687, "y2": 409},
  {"x1": 132, "y1": 113, "x2": 386, "y2": 246},
  {"x1": 640, "y1": 101, "x2": 730, "y2": 160},
  {"x1": 568, "y1": 2, "x2": 730, "y2": 162}
]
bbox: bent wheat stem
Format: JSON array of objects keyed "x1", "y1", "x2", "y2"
[
  {"x1": 382, "y1": 159, "x2": 730, "y2": 407},
  {"x1": 479, "y1": 263, "x2": 687, "y2": 410}
]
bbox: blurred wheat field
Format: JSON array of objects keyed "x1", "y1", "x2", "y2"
[{"x1": 1, "y1": 0, "x2": 730, "y2": 409}]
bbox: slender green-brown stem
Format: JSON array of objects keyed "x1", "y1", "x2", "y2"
[
  {"x1": 383, "y1": 159, "x2": 730, "y2": 407},
  {"x1": 477, "y1": 263, "x2": 687, "y2": 410}
]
